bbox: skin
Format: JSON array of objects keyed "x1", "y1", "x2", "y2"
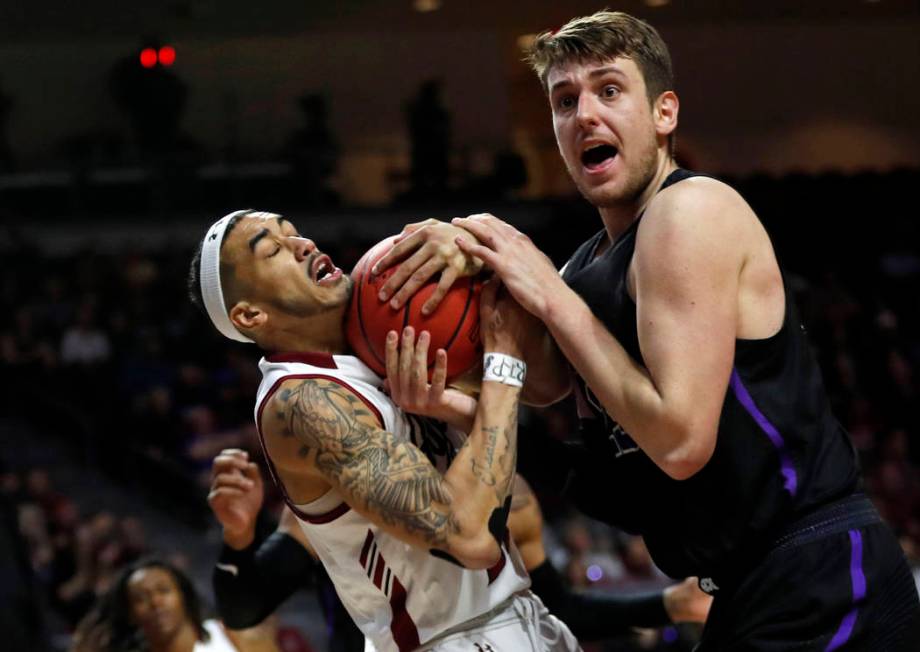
[
  {"x1": 213, "y1": 212, "x2": 541, "y2": 568},
  {"x1": 374, "y1": 55, "x2": 785, "y2": 481},
  {"x1": 127, "y1": 567, "x2": 199, "y2": 652}
]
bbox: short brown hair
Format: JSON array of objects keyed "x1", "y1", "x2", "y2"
[{"x1": 526, "y1": 10, "x2": 674, "y2": 106}]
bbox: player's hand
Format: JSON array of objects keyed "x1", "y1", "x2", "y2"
[
  {"x1": 452, "y1": 214, "x2": 567, "y2": 323},
  {"x1": 385, "y1": 326, "x2": 477, "y2": 431},
  {"x1": 372, "y1": 219, "x2": 484, "y2": 314},
  {"x1": 208, "y1": 449, "x2": 264, "y2": 550},
  {"x1": 479, "y1": 277, "x2": 544, "y2": 360},
  {"x1": 663, "y1": 577, "x2": 713, "y2": 624}
]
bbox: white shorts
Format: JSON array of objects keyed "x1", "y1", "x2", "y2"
[{"x1": 417, "y1": 590, "x2": 581, "y2": 652}]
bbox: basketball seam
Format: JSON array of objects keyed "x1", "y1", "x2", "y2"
[
  {"x1": 355, "y1": 254, "x2": 387, "y2": 370},
  {"x1": 441, "y1": 278, "x2": 475, "y2": 367}
]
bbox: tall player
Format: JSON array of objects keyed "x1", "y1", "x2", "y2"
[
  {"x1": 372, "y1": 11, "x2": 920, "y2": 651},
  {"x1": 187, "y1": 209, "x2": 581, "y2": 652}
]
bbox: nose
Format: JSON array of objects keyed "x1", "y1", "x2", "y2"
[
  {"x1": 289, "y1": 236, "x2": 316, "y2": 261},
  {"x1": 576, "y1": 93, "x2": 600, "y2": 130}
]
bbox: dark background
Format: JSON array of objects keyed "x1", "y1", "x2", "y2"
[{"x1": 1, "y1": 1, "x2": 919, "y2": 651}]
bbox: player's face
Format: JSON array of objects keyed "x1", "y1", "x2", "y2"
[
  {"x1": 127, "y1": 567, "x2": 188, "y2": 642},
  {"x1": 225, "y1": 212, "x2": 352, "y2": 318},
  {"x1": 548, "y1": 57, "x2": 664, "y2": 207}
]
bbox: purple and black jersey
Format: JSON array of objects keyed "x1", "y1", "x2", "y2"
[{"x1": 558, "y1": 168, "x2": 861, "y2": 581}]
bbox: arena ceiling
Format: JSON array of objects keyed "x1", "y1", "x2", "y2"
[{"x1": 1, "y1": 0, "x2": 918, "y2": 42}]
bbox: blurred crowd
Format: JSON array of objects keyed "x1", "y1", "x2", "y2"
[{"x1": 1, "y1": 170, "x2": 919, "y2": 650}]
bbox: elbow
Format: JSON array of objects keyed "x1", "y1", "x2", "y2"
[
  {"x1": 449, "y1": 534, "x2": 502, "y2": 570},
  {"x1": 658, "y1": 426, "x2": 716, "y2": 481},
  {"x1": 523, "y1": 378, "x2": 572, "y2": 408}
]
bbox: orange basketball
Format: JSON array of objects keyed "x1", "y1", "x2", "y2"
[{"x1": 345, "y1": 236, "x2": 483, "y2": 382}]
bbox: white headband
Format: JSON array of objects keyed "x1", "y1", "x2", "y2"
[{"x1": 200, "y1": 210, "x2": 255, "y2": 343}]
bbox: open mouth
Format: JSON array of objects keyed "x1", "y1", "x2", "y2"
[
  {"x1": 581, "y1": 143, "x2": 618, "y2": 172},
  {"x1": 310, "y1": 254, "x2": 342, "y2": 286}
]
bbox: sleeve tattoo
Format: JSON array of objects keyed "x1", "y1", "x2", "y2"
[{"x1": 273, "y1": 379, "x2": 460, "y2": 547}]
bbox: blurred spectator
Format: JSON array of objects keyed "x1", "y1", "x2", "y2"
[
  {"x1": 0, "y1": 77, "x2": 13, "y2": 172},
  {"x1": 406, "y1": 79, "x2": 451, "y2": 197},
  {"x1": 283, "y1": 93, "x2": 339, "y2": 205},
  {"x1": 109, "y1": 39, "x2": 189, "y2": 160},
  {"x1": 61, "y1": 301, "x2": 112, "y2": 366},
  {"x1": 0, "y1": 491, "x2": 49, "y2": 651},
  {"x1": 71, "y1": 557, "x2": 278, "y2": 652}
]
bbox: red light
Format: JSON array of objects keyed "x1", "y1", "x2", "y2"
[
  {"x1": 139, "y1": 48, "x2": 157, "y2": 68},
  {"x1": 158, "y1": 45, "x2": 176, "y2": 67}
]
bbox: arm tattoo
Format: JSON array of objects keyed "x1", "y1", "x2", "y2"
[
  {"x1": 275, "y1": 379, "x2": 459, "y2": 547},
  {"x1": 470, "y1": 397, "x2": 519, "y2": 503}
]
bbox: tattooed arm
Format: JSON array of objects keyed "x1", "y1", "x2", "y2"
[
  {"x1": 262, "y1": 371, "x2": 519, "y2": 569},
  {"x1": 261, "y1": 282, "x2": 531, "y2": 569}
]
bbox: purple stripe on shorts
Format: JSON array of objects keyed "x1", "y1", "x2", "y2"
[
  {"x1": 825, "y1": 529, "x2": 865, "y2": 651},
  {"x1": 729, "y1": 369, "x2": 798, "y2": 495}
]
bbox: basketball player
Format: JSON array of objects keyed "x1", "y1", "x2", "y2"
[
  {"x1": 371, "y1": 10, "x2": 920, "y2": 650},
  {"x1": 187, "y1": 209, "x2": 581, "y2": 652},
  {"x1": 207, "y1": 453, "x2": 711, "y2": 646}
]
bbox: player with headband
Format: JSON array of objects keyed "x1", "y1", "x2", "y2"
[{"x1": 188, "y1": 209, "x2": 581, "y2": 652}]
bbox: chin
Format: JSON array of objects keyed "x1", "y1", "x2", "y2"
[{"x1": 579, "y1": 179, "x2": 631, "y2": 207}]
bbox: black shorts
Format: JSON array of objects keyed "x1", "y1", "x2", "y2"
[{"x1": 697, "y1": 495, "x2": 920, "y2": 651}]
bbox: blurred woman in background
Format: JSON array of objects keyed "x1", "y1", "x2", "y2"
[{"x1": 72, "y1": 558, "x2": 275, "y2": 652}]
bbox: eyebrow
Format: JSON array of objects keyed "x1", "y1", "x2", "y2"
[
  {"x1": 248, "y1": 217, "x2": 293, "y2": 252},
  {"x1": 248, "y1": 228, "x2": 270, "y2": 252},
  {"x1": 549, "y1": 65, "x2": 627, "y2": 93}
]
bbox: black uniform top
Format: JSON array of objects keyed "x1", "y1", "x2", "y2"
[{"x1": 559, "y1": 168, "x2": 860, "y2": 581}]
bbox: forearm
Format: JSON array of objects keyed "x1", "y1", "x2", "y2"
[
  {"x1": 543, "y1": 292, "x2": 692, "y2": 477},
  {"x1": 213, "y1": 531, "x2": 314, "y2": 629},
  {"x1": 442, "y1": 379, "x2": 521, "y2": 562},
  {"x1": 529, "y1": 560, "x2": 669, "y2": 640},
  {"x1": 521, "y1": 326, "x2": 571, "y2": 407}
]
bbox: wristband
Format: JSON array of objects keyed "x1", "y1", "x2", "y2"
[{"x1": 482, "y1": 352, "x2": 526, "y2": 387}]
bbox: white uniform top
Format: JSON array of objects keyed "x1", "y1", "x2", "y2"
[
  {"x1": 195, "y1": 620, "x2": 238, "y2": 652},
  {"x1": 254, "y1": 352, "x2": 530, "y2": 652}
]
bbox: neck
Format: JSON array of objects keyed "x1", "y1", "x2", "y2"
[
  {"x1": 597, "y1": 154, "x2": 678, "y2": 246},
  {"x1": 149, "y1": 623, "x2": 198, "y2": 652},
  {"x1": 262, "y1": 306, "x2": 348, "y2": 354}
]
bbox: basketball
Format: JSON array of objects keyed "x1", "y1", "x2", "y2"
[{"x1": 345, "y1": 235, "x2": 483, "y2": 382}]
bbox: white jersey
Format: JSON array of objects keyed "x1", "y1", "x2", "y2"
[
  {"x1": 254, "y1": 352, "x2": 531, "y2": 652},
  {"x1": 195, "y1": 620, "x2": 238, "y2": 652}
]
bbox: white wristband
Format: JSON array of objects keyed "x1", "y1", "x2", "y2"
[{"x1": 482, "y1": 353, "x2": 526, "y2": 387}]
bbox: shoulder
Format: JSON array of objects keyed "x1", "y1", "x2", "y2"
[
  {"x1": 646, "y1": 176, "x2": 757, "y2": 232},
  {"x1": 637, "y1": 176, "x2": 756, "y2": 265},
  {"x1": 262, "y1": 376, "x2": 385, "y2": 455}
]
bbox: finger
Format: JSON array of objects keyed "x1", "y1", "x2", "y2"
[
  {"x1": 452, "y1": 217, "x2": 502, "y2": 251},
  {"x1": 212, "y1": 474, "x2": 255, "y2": 492},
  {"x1": 379, "y1": 246, "x2": 440, "y2": 305},
  {"x1": 411, "y1": 331, "x2": 430, "y2": 404},
  {"x1": 392, "y1": 219, "x2": 430, "y2": 243},
  {"x1": 207, "y1": 486, "x2": 247, "y2": 503},
  {"x1": 384, "y1": 330, "x2": 400, "y2": 402},
  {"x1": 211, "y1": 455, "x2": 250, "y2": 480},
  {"x1": 422, "y1": 266, "x2": 459, "y2": 315},
  {"x1": 399, "y1": 327, "x2": 415, "y2": 399},
  {"x1": 456, "y1": 237, "x2": 502, "y2": 272},
  {"x1": 390, "y1": 256, "x2": 445, "y2": 309},
  {"x1": 372, "y1": 230, "x2": 425, "y2": 276},
  {"x1": 430, "y1": 349, "x2": 448, "y2": 401},
  {"x1": 469, "y1": 213, "x2": 519, "y2": 235},
  {"x1": 240, "y1": 461, "x2": 261, "y2": 483}
]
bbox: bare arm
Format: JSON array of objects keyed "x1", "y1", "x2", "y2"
[
  {"x1": 453, "y1": 181, "x2": 753, "y2": 480},
  {"x1": 264, "y1": 282, "x2": 532, "y2": 568},
  {"x1": 520, "y1": 325, "x2": 571, "y2": 407}
]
